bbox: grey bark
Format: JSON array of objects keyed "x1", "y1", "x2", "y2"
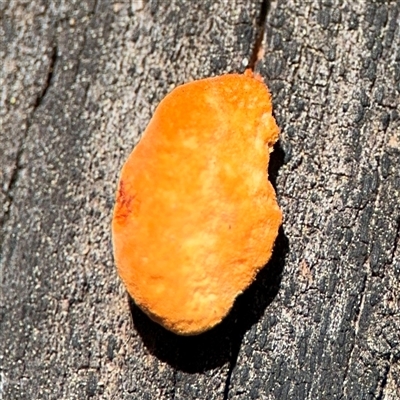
[{"x1": 1, "y1": 1, "x2": 399, "y2": 399}]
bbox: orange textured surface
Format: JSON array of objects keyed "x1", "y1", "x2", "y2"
[{"x1": 112, "y1": 72, "x2": 282, "y2": 335}]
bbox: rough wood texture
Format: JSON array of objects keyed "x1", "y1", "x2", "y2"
[{"x1": 1, "y1": 0, "x2": 399, "y2": 399}]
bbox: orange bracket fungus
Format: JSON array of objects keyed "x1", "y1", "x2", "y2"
[{"x1": 112, "y1": 70, "x2": 282, "y2": 335}]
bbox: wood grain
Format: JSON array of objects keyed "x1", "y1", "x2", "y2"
[{"x1": 1, "y1": 1, "x2": 399, "y2": 399}]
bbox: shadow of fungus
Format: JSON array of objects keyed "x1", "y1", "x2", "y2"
[
  {"x1": 129, "y1": 141, "x2": 288, "y2": 373},
  {"x1": 268, "y1": 140, "x2": 285, "y2": 191}
]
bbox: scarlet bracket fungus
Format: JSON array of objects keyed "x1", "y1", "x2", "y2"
[{"x1": 112, "y1": 70, "x2": 282, "y2": 335}]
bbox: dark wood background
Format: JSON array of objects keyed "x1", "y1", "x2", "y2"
[{"x1": 1, "y1": 0, "x2": 399, "y2": 399}]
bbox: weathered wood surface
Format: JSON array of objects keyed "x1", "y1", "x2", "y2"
[{"x1": 1, "y1": 0, "x2": 399, "y2": 399}]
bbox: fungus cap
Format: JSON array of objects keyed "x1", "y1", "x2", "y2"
[{"x1": 112, "y1": 71, "x2": 282, "y2": 335}]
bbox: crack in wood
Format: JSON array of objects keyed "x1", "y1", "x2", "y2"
[
  {"x1": 389, "y1": 217, "x2": 400, "y2": 265},
  {"x1": 0, "y1": 44, "x2": 58, "y2": 263},
  {"x1": 223, "y1": 349, "x2": 239, "y2": 400},
  {"x1": 248, "y1": 0, "x2": 271, "y2": 72},
  {"x1": 377, "y1": 355, "x2": 392, "y2": 400},
  {"x1": 0, "y1": 0, "x2": 100, "y2": 253},
  {"x1": 33, "y1": 45, "x2": 58, "y2": 110},
  {"x1": 0, "y1": 1, "x2": 99, "y2": 274},
  {"x1": 341, "y1": 269, "x2": 368, "y2": 398}
]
